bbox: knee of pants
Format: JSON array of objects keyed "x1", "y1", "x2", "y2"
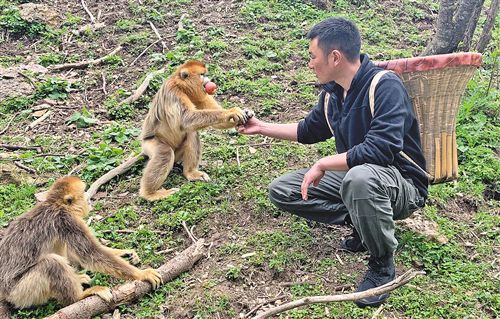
[
  {"x1": 268, "y1": 175, "x2": 294, "y2": 204},
  {"x1": 340, "y1": 164, "x2": 380, "y2": 202}
]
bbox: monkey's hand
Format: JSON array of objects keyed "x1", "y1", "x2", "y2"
[
  {"x1": 138, "y1": 268, "x2": 162, "y2": 289},
  {"x1": 226, "y1": 107, "x2": 248, "y2": 125},
  {"x1": 241, "y1": 109, "x2": 255, "y2": 124}
]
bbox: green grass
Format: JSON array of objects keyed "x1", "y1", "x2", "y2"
[{"x1": 1, "y1": 0, "x2": 499, "y2": 318}]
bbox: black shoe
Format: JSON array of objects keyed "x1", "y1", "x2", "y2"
[
  {"x1": 340, "y1": 229, "x2": 367, "y2": 252},
  {"x1": 354, "y1": 254, "x2": 396, "y2": 308}
]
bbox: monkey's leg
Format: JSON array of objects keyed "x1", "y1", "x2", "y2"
[
  {"x1": 181, "y1": 131, "x2": 210, "y2": 182},
  {"x1": 6, "y1": 254, "x2": 111, "y2": 308},
  {"x1": 140, "y1": 138, "x2": 179, "y2": 201}
]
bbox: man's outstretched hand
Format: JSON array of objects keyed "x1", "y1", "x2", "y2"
[{"x1": 237, "y1": 112, "x2": 262, "y2": 135}]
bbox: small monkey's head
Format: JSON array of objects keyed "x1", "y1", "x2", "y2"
[
  {"x1": 174, "y1": 60, "x2": 217, "y2": 98},
  {"x1": 46, "y1": 176, "x2": 90, "y2": 216}
]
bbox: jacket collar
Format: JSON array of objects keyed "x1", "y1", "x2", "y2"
[{"x1": 321, "y1": 54, "x2": 373, "y2": 94}]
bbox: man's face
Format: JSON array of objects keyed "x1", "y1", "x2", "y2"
[{"x1": 308, "y1": 38, "x2": 332, "y2": 84}]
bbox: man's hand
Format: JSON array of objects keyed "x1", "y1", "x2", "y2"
[
  {"x1": 301, "y1": 162, "x2": 326, "y2": 201},
  {"x1": 237, "y1": 116, "x2": 262, "y2": 135}
]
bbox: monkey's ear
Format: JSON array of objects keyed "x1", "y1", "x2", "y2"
[
  {"x1": 63, "y1": 194, "x2": 74, "y2": 205},
  {"x1": 180, "y1": 70, "x2": 189, "y2": 79}
]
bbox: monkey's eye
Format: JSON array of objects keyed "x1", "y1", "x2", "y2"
[{"x1": 199, "y1": 74, "x2": 204, "y2": 81}]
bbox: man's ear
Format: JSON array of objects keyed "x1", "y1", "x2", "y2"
[{"x1": 330, "y1": 50, "x2": 342, "y2": 65}]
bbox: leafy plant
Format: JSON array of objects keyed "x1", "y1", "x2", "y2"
[
  {"x1": 66, "y1": 107, "x2": 97, "y2": 128},
  {"x1": 35, "y1": 77, "x2": 78, "y2": 100}
]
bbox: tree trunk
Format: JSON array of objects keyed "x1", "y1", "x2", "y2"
[
  {"x1": 462, "y1": 0, "x2": 485, "y2": 51},
  {"x1": 422, "y1": 0, "x2": 483, "y2": 55},
  {"x1": 476, "y1": 0, "x2": 499, "y2": 52}
]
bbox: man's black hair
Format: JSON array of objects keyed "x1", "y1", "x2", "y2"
[{"x1": 306, "y1": 17, "x2": 361, "y2": 62}]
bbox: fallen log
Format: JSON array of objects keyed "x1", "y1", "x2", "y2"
[{"x1": 45, "y1": 239, "x2": 206, "y2": 319}]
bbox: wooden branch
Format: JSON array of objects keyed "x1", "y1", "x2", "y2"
[
  {"x1": 45, "y1": 239, "x2": 206, "y2": 319},
  {"x1": 0, "y1": 113, "x2": 17, "y2": 135},
  {"x1": 81, "y1": 0, "x2": 95, "y2": 24},
  {"x1": 251, "y1": 270, "x2": 425, "y2": 319},
  {"x1": 0, "y1": 144, "x2": 42, "y2": 152},
  {"x1": 148, "y1": 21, "x2": 167, "y2": 51},
  {"x1": 49, "y1": 46, "x2": 122, "y2": 71},
  {"x1": 86, "y1": 153, "x2": 143, "y2": 199},
  {"x1": 119, "y1": 67, "x2": 166, "y2": 105},
  {"x1": 13, "y1": 161, "x2": 36, "y2": 174},
  {"x1": 26, "y1": 110, "x2": 53, "y2": 131},
  {"x1": 130, "y1": 39, "x2": 160, "y2": 66}
]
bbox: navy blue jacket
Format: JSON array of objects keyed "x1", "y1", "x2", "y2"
[{"x1": 297, "y1": 54, "x2": 428, "y2": 198}]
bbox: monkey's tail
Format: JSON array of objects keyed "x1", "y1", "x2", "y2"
[{"x1": 86, "y1": 153, "x2": 144, "y2": 200}]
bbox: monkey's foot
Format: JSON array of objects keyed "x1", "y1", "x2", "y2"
[
  {"x1": 81, "y1": 286, "x2": 112, "y2": 302},
  {"x1": 138, "y1": 268, "x2": 163, "y2": 289},
  {"x1": 78, "y1": 273, "x2": 91, "y2": 285},
  {"x1": 184, "y1": 170, "x2": 210, "y2": 182},
  {"x1": 140, "y1": 188, "x2": 180, "y2": 201}
]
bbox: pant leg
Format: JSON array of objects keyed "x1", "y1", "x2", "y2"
[
  {"x1": 340, "y1": 164, "x2": 423, "y2": 257},
  {"x1": 268, "y1": 168, "x2": 348, "y2": 224}
]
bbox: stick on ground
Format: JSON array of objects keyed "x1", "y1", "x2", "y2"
[
  {"x1": 119, "y1": 67, "x2": 167, "y2": 106},
  {"x1": 49, "y1": 46, "x2": 122, "y2": 71},
  {"x1": 252, "y1": 270, "x2": 425, "y2": 319},
  {"x1": 45, "y1": 239, "x2": 206, "y2": 319}
]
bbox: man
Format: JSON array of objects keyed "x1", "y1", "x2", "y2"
[{"x1": 237, "y1": 17, "x2": 428, "y2": 307}]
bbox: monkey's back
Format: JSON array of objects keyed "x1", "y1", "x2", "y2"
[
  {"x1": 0, "y1": 204, "x2": 60, "y2": 292},
  {"x1": 140, "y1": 80, "x2": 189, "y2": 148}
]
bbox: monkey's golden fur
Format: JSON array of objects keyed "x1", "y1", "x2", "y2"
[
  {"x1": 139, "y1": 60, "x2": 250, "y2": 201},
  {"x1": 0, "y1": 176, "x2": 161, "y2": 309}
]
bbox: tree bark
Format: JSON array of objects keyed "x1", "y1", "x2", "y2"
[
  {"x1": 422, "y1": 0, "x2": 483, "y2": 55},
  {"x1": 462, "y1": 0, "x2": 485, "y2": 51},
  {"x1": 45, "y1": 239, "x2": 206, "y2": 319},
  {"x1": 476, "y1": 0, "x2": 499, "y2": 52}
]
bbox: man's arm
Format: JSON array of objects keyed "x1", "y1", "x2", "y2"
[{"x1": 237, "y1": 117, "x2": 298, "y2": 141}]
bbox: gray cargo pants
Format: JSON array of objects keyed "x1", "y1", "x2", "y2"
[{"x1": 268, "y1": 164, "x2": 424, "y2": 257}]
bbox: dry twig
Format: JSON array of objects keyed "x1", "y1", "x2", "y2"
[
  {"x1": 182, "y1": 221, "x2": 198, "y2": 244},
  {"x1": 252, "y1": 270, "x2": 425, "y2": 319},
  {"x1": 81, "y1": 0, "x2": 95, "y2": 24},
  {"x1": 148, "y1": 21, "x2": 167, "y2": 51},
  {"x1": 49, "y1": 46, "x2": 122, "y2": 71},
  {"x1": 0, "y1": 144, "x2": 41, "y2": 152},
  {"x1": 26, "y1": 110, "x2": 53, "y2": 131},
  {"x1": 130, "y1": 39, "x2": 160, "y2": 66},
  {"x1": 119, "y1": 67, "x2": 166, "y2": 105},
  {"x1": 0, "y1": 113, "x2": 17, "y2": 135},
  {"x1": 13, "y1": 161, "x2": 36, "y2": 174}
]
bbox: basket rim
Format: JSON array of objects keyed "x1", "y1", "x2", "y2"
[{"x1": 374, "y1": 52, "x2": 482, "y2": 74}]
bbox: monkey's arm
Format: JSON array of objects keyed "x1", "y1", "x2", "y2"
[
  {"x1": 59, "y1": 214, "x2": 149, "y2": 280},
  {"x1": 182, "y1": 108, "x2": 250, "y2": 131}
]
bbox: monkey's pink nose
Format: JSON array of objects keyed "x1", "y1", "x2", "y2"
[{"x1": 204, "y1": 81, "x2": 217, "y2": 95}]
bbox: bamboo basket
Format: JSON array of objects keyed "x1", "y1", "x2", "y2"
[{"x1": 375, "y1": 52, "x2": 482, "y2": 184}]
